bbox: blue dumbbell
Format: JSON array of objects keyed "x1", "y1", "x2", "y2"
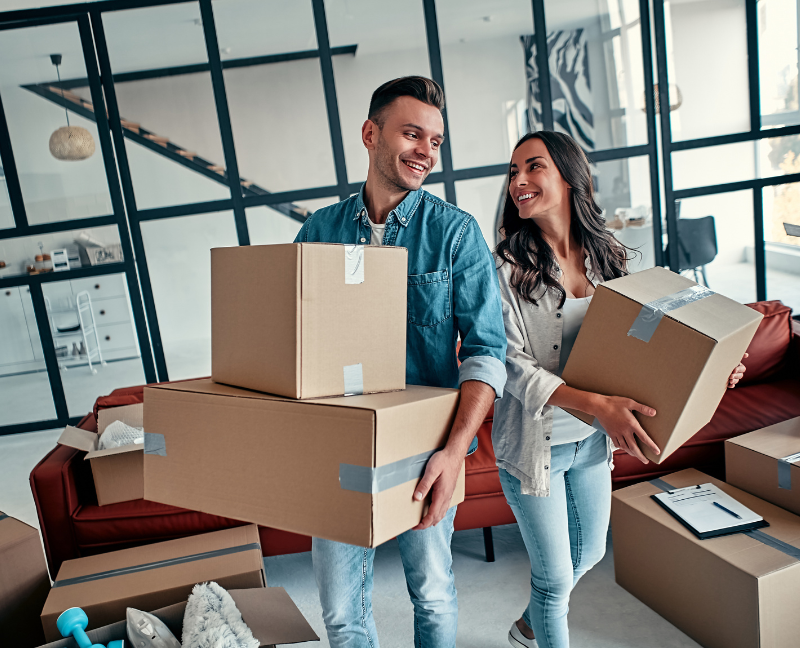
[{"x1": 56, "y1": 607, "x2": 125, "y2": 648}]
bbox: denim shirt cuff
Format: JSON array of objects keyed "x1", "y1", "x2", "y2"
[{"x1": 458, "y1": 355, "x2": 507, "y2": 399}]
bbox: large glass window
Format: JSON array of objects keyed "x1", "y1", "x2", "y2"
[
  {"x1": 763, "y1": 182, "x2": 800, "y2": 312},
  {"x1": 0, "y1": 164, "x2": 14, "y2": 230},
  {"x1": 455, "y1": 175, "x2": 506, "y2": 246},
  {"x1": 0, "y1": 23, "x2": 113, "y2": 225},
  {"x1": 102, "y1": 2, "x2": 231, "y2": 210},
  {"x1": 758, "y1": 0, "x2": 800, "y2": 129}
]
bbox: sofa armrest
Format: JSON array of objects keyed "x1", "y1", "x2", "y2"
[{"x1": 29, "y1": 413, "x2": 97, "y2": 580}]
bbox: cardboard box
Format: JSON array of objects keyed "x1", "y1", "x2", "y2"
[
  {"x1": 41, "y1": 525, "x2": 265, "y2": 641},
  {"x1": 726, "y1": 417, "x2": 800, "y2": 516},
  {"x1": 613, "y1": 468, "x2": 800, "y2": 648},
  {"x1": 0, "y1": 513, "x2": 50, "y2": 648},
  {"x1": 57, "y1": 403, "x2": 144, "y2": 505},
  {"x1": 38, "y1": 588, "x2": 317, "y2": 648},
  {"x1": 212, "y1": 243, "x2": 407, "y2": 399},
  {"x1": 143, "y1": 379, "x2": 464, "y2": 547},
  {"x1": 562, "y1": 267, "x2": 762, "y2": 463}
]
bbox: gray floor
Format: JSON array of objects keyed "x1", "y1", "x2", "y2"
[{"x1": 0, "y1": 429, "x2": 702, "y2": 648}]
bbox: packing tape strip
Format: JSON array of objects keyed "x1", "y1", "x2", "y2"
[
  {"x1": 52, "y1": 542, "x2": 262, "y2": 588},
  {"x1": 649, "y1": 478, "x2": 800, "y2": 560},
  {"x1": 344, "y1": 245, "x2": 365, "y2": 285},
  {"x1": 340, "y1": 448, "x2": 440, "y2": 494},
  {"x1": 343, "y1": 363, "x2": 364, "y2": 396},
  {"x1": 628, "y1": 285, "x2": 715, "y2": 343},
  {"x1": 778, "y1": 452, "x2": 800, "y2": 490},
  {"x1": 144, "y1": 432, "x2": 167, "y2": 456}
]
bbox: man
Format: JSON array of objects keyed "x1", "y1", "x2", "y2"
[{"x1": 294, "y1": 76, "x2": 506, "y2": 648}]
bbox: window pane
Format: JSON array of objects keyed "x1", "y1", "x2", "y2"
[
  {"x1": 436, "y1": 0, "x2": 533, "y2": 169},
  {"x1": 102, "y1": 3, "x2": 231, "y2": 210},
  {"x1": 0, "y1": 225, "x2": 121, "y2": 280},
  {"x1": 141, "y1": 211, "x2": 238, "y2": 380},
  {"x1": 758, "y1": 0, "x2": 800, "y2": 129},
  {"x1": 42, "y1": 273, "x2": 146, "y2": 417},
  {"x1": 0, "y1": 23, "x2": 113, "y2": 225},
  {"x1": 543, "y1": 0, "x2": 649, "y2": 150},
  {"x1": 673, "y1": 191, "x2": 756, "y2": 304},
  {"x1": 213, "y1": 0, "x2": 337, "y2": 193},
  {"x1": 665, "y1": 0, "x2": 750, "y2": 141},
  {"x1": 455, "y1": 175, "x2": 506, "y2": 246},
  {"x1": 326, "y1": 0, "x2": 436, "y2": 184},
  {"x1": 0, "y1": 286, "x2": 57, "y2": 426},
  {"x1": 763, "y1": 182, "x2": 800, "y2": 312},
  {"x1": 246, "y1": 206, "x2": 304, "y2": 246},
  {"x1": 594, "y1": 155, "x2": 655, "y2": 273},
  {"x1": 0, "y1": 165, "x2": 14, "y2": 230}
]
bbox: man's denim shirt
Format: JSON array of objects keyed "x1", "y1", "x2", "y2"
[{"x1": 294, "y1": 187, "x2": 507, "y2": 452}]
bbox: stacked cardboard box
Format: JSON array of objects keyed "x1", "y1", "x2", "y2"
[
  {"x1": 141, "y1": 243, "x2": 465, "y2": 547},
  {"x1": 0, "y1": 512, "x2": 50, "y2": 648}
]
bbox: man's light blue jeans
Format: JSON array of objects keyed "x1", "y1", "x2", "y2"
[
  {"x1": 499, "y1": 431, "x2": 611, "y2": 648},
  {"x1": 312, "y1": 505, "x2": 458, "y2": 648}
]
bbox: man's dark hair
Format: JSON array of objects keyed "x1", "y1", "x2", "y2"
[{"x1": 368, "y1": 76, "x2": 445, "y2": 127}]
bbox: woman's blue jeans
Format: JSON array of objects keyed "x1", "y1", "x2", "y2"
[{"x1": 499, "y1": 430, "x2": 611, "y2": 648}]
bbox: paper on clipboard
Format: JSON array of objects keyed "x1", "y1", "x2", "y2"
[{"x1": 652, "y1": 483, "x2": 764, "y2": 535}]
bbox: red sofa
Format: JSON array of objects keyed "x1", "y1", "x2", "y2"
[{"x1": 30, "y1": 301, "x2": 799, "y2": 580}]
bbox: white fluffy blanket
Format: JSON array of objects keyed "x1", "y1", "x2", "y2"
[{"x1": 181, "y1": 582, "x2": 260, "y2": 648}]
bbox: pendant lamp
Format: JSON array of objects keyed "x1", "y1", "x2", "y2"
[{"x1": 48, "y1": 54, "x2": 95, "y2": 161}]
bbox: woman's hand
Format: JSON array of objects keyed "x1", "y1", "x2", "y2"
[
  {"x1": 728, "y1": 352, "x2": 748, "y2": 388},
  {"x1": 593, "y1": 395, "x2": 659, "y2": 464}
]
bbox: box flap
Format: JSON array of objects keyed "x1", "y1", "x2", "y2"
[
  {"x1": 149, "y1": 379, "x2": 456, "y2": 413},
  {"x1": 614, "y1": 468, "x2": 800, "y2": 578},
  {"x1": 85, "y1": 442, "x2": 144, "y2": 461},
  {"x1": 0, "y1": 512, "x2": 38, "y2": 547},
  {"x1": 728, "y1": 418, "x2": 800, "y2": 459},
  {"x1": 57, "y1": 425, "x2": 98, "y2": 453},
  {"x1": 232, "y1": 587, "x2": 319, "y2": 645},
  {"x1": 97, "y1": 403, "x2": 143, "y2": 434},
  {"x1": 601, "y1": 267, "x2": 763, "y2": 341}
]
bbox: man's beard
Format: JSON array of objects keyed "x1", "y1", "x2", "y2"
[{"x1": 374, "y1": 138, "x2": 423, "y2": 193}]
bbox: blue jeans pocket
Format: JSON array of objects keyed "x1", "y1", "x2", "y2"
[{"x1": 407, "y1": 270, "x2": 451, "y2": 327}]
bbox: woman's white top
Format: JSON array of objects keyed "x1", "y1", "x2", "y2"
[{"x1": 550, "y1": 296, "x2": 595, "y2": 445}]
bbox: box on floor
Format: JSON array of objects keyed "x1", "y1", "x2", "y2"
[
  {"x1": 143, "y1": 379, "x2": 464, "y2": 547},
  {"x1": 212, "y1": 243, "x2": 407, "y2": 399},
  {"x1": 41, "y1": 524, "x2": 265, "y2": 641},
  {"x1": 726, "y1": 417, "x2": 800, "y2": 516},
  {"x1": 56, "y1": 403, "x2": 144, "y2": 505},
  {"x1": 562, "y1": 267, "x2": 762, "y2": 463},
  {"x1": 0, "y1": 512, "x2": 50, "y2": 648},
  {"x1": 38, "y1": 587, "x2": 317, "y2": 648},
  {"x1": 612, "y1": 468, "x2": 800, "y2": 648}
]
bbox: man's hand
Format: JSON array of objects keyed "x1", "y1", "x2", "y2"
[
  {"x1": 412, "y1": 448, "x2": 463, "y2": 530},
  {"x1": 728, "y1": 352, "x2": 748, "y2": 388}
]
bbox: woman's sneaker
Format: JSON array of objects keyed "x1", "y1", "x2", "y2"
[{"x1": 508, "y1": 621, "x2": 538, "y2": 648}]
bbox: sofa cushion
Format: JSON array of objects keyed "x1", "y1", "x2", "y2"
[{"x1": 741, "y1": 301, "x2": 793, "y2": 384}]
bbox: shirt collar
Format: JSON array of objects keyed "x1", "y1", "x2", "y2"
[{"x1": 352, "y1": 184, "x2": 424, "y2": 228}]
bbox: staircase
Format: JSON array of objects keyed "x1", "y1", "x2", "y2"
[{"x1": 25, "y1": 83, "x2": 312, "y2": 223}]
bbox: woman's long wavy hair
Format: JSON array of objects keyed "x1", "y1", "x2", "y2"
[{"x1": 495, "y1": 131, "x2": 631, "y2": 306}]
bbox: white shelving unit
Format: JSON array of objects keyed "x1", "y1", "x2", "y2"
[{"x1": 45, "y1": 291, "x2": 105, "y2": 373}]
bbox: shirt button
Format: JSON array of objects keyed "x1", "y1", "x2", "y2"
[
  {"x1": 556, "y1": 313, "x2": 562, "y2": 318},
  {"x1": 546, "y1": 436, "x2": 550, "y2": 441},
  {"x1": 401, "y1": 217, "x2": 406, "y2": 222},
  {"x1": 545, "y1": 465, "x2": 549, "y2": 470},
  {"x1": 553, "y1": 345, "x2": 559, "y2": 350},
  {"x1": 360, "y1": 238, "x2": 366, "y2": 243}
]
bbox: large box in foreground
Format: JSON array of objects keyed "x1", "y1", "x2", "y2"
[
  {"x1": 41, "y1": 525, "x2": 265, "y2": 641},
  {"x1": 144, "y1": 379, "x2": 463, "y2": 547},
  {"x1": 612, "y1": 468, "x2": 800, "y2": 648},
  {"x1": 726, "y1": 417, "x2": 800, "y2": 516},
  {"x1": 562, "y1": 267, "x2": 762, "y2": 462},
  {"x1": 39, "y1": 588, "x2": 317, "y2": 648},
  {"x1": 0, "y1": 513, "x2": 50, "y2": 648},
  {"x1": 212, "y1": 243, "x2": 407, "y2": 399}
]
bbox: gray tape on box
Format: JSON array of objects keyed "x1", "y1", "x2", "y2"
[
  {"x1": 0, "y1": 513, "x2": 7, "y2": 522},
  {"x1": 649, "y1": 478, "x2": 800, "y2": 560},
  {"x1": 628, "y1": 285, "x2": 715, "y2": 343},
  {"x1": 340, "y1": 448, "x2": 441, "y2": 494},
  {"x1": 778, "y1": 452, "x2": 800, "y2": 490},
  {"x1": 343, "y1": 363, "x2": 364, "y2": 396},
  {"x1": 344, "y1": 245, "x2": 365, "y2": 284},
  {"x1": 52, "y1": 542, "x2": 262, "y2": 588},
  {"x1": 144, "y1": 432, "x2": 167, "y2": 456}
]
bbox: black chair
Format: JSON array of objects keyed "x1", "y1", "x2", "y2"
[{"x1": 665, "y1": 215, "x2": 718, "y2": 287}]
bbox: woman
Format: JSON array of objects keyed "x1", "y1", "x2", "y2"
[{"x1": 492, "y1": 131, "x2": 746, "y2": 648}]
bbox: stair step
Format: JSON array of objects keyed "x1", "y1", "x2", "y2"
[
  {"x1": 208, "y1": 165, "x2": 225, "y2": 174},
  {"x1": 49, "y1": 86, "x2": 83, "y2": 103},
  {"x1": 120, "y1": 120, "x2": 140, "y2": 133},
  {"x1": 144, "y1": 134, "x2": 169, "y2": 146},
  {"x1": 177, "y1": 150, "x2": 197, "y2": 160},
  {"x1": 240, "y1": 179, "x2": 254, "y2": 187}
]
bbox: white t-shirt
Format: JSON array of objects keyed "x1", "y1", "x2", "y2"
[
  {"x1": 550, "y1": 295, "x2": 596, "y2": 445},
  {"x1": 369, "y1": 219, "x2": 386, "y2": 246}
]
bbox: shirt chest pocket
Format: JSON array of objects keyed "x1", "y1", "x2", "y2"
[{"x1": 407, "y1": 270, "x2": 451, "y2": 327}]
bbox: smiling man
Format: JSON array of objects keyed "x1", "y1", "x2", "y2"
[{"x1": 294, "y1": 77, "x2": 507, "y2": 647}]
